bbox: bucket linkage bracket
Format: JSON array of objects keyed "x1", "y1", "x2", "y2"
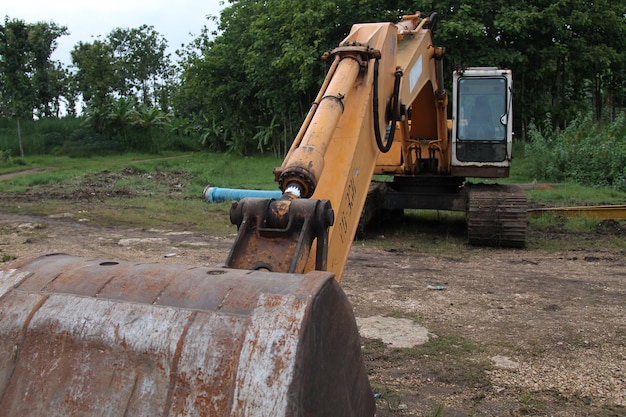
[{"x1": 226, "y1": 197, "x2": 334, "y2": 274}]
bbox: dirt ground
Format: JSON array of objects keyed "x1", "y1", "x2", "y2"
[{"x1": 0, "y1": 172, "x2": 625, "y2": 416}]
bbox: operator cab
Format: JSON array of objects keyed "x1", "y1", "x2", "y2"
[{"x1": 451, "y1": 68, "x2": 513, "y2": 177}]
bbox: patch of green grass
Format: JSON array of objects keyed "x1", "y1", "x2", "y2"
[
  {"x1": 530, "y1": 214, "x2": 598, "y2": 232},
  {"x1": 371, "y1": 383, "x2": 406, "y2": 415},
  {"x1": 2, "y1": 151, "x2": 625, "y2": 253},
  {"x1": 427, "y1": 403, "x2": 446, "y2": 417},
  {"x1": 517, "y1": 392, "x2": 544, "y2": 414},
  {"x1": 527, "y1": 215, "x2": 626, "y2": 251},
  {"x1": 386, "y1": 310, "x2": 423, "y2": 323},
  {"x1": 0, "y1": 152, "x2": 282, "y2": 196},
  {"x1": 31, "y1": 198, "x2": 236, "y2": 236},
  {"x1": 360, "y1": 337, "x2": 387, "y2": 356},
  {"x1": 112, "y1": 177, "x2": 161, "y2": 194},
  {"x1": 410, "y1": 333, "x2": 481, "y2": 357},
  {"x1": 402, "y1": 334, "x2": 491, "y2": 388},
  {"x1": 1, "y1": 254, "x2": 17, "y2": 262},
  {"x1": 526, "y1": 182, "x2": 626, "y2": 206},
  {"x1": 508, "y1": 141, "x2": 535, "y2": 183}
]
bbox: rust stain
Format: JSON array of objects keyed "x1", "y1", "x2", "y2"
[{"x1": 0, "y1": 255, "x2": 374, "y2": 416}]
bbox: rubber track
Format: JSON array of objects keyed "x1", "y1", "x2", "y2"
[{"x1": 467, "y1": 184, "x2": 528, "y2": 248}]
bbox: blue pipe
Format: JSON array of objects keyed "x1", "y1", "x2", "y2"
[{"x1": 203, "y1": 186, "x2": 283, "y2": 203}]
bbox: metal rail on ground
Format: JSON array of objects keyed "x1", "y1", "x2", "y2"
[{"x1": 527, "y1": 205, "x2": 626, "y2": 219}]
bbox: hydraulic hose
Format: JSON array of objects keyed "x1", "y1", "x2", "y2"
[{"x1": 373, "y1": 59, "x2": 403, "y2": 153}]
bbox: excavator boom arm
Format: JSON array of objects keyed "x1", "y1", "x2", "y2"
[{"x1": 227, "y1": 13, "x2": 444, "y2": 281}]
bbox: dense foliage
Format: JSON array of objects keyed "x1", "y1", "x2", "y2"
[
  {"x1": 176, "y1": 0, "x2": 625, "y2": 154},
  {"x1": 526, "y1": 113, "x2": 626, "y2": 191},
  {"x1": 174, "y1": 0, "x2": 417, "y2": 155},
  {"x1": 1, "y1": 0, "x2": 625, "y2": 189}
]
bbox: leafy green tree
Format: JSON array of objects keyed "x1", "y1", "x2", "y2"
[
  {"x1": 415, "y1": 0, "x2": 626, "y2": 136},
  {"x1": 28, "y1": 21, "x2": 69, "y2": 117},
  {"x1": 44, "y1": 61, "x2": 71, "y2": 117},
  {"x1": 62, "y1": 67, "x2": 80, "y2": 117},
  {"x1": 108, "y1": 25, "x2": 172, "y2": 106},
  {"x1": 0, "y1": 18, "x2": 33, "y2": 156},
  {"x1": 175, "y1": 0, "x2": 417, "y2": 155},
  {"x1": 0, "y1": 17, "x2": 68, "y2": 155},
  {"x1": 107, "y1": 96, "x2": 136, "y2": 145},
  {"x1": 71, "y1": 39, "x2": 116, "y2": 109}
]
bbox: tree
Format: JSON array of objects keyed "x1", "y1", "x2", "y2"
[
  {"x1": 61, "y1": 67, "x2": 80, "y2": 117},
  {"x1": 0, "y1": 18, "x2": 32, "y2": 156},
  {"x1": 416, "y1": 0, "x2": 626, "y2": 134},
  {"x1": 0, "y1": 17, "x2": 68, "y2": 155},
  {"x1": 108, "y1": 25, "x2": 172, "y2": 106},
  {"x1": 71, "y1": 39, "x2": 116, "y2": 109},
  {"x1": 28, "y1": 21, "x2": 69, "y2": 117},
  {"x1": 175, "y1": 0, "x2": 417, "y2": 155}
]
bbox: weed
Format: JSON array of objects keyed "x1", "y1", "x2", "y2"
[
  {"x1": 372, "y1": 384, "x2": 406, "y2": 415},
  {"x1": 401, "y1": 334, "x2": 492, "y2": 388},
  {"x1": 386, "y1": 310, "x2": 422, "y2": 323},
  {"x1": 428, "y1": 403, "x2": 445, "y2": 417},
  {"x1": 517, "y1": 392, "x2": 544, "y2": 414},
  {"x1": 526, "y1": 113, "x2": 626, "y2": 192},
  {"x1": 1, "y1": 254, "x2": 16, "y2": 262}
]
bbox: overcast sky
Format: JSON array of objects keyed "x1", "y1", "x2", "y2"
[{"x1": 3, "y1": 0, "x2": 224, "y2": 65}]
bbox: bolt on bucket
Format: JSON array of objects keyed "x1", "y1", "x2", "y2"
[{"x1": 0, "y1": 254, "x2": 374, "y2": 416}]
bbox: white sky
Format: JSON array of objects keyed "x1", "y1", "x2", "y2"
[{"x1": 3, "y1": 0, "x2": 225, "y2": 66}]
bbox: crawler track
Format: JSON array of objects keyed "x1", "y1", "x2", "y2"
[{"x1": 467, "y1": 184, "x2": 528, "y2": 248}]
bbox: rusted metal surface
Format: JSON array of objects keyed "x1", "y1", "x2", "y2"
[
  {"x1": 227, "y1": 197, "x2": 334, "y2": 274},
  {"x1": 0, "y1": 254, "x2": 374, "y2": 416},
  {"x1": 527, "y1": 204, "x2": 626, "y2": 220}
]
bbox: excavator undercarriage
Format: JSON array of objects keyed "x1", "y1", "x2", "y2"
[{"x1": 360, "y1": 180, "x2": 527, "y2": 247}]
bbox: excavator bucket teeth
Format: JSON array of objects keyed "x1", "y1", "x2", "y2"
[{"x1": 0, "y1": 254, "x2": 374, "y2": 417}]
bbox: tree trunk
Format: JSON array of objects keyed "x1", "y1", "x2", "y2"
[
  {"x1": 17, "y1": 118, "x2": 25, "y2": 157},
  {"x1": 594, "y1": 74, "x2": 603, "y2": 121}
]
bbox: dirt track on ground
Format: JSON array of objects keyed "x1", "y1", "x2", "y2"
[{"x1": 1, "y1": 208, "x2": 624, "y2": 416}]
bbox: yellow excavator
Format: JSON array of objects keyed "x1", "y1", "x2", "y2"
[{"x1": 0, "y1": 13, "x2": 526, "y2": 416}]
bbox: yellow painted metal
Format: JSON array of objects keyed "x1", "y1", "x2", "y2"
[
  {"x1": 373, "y1": 18, "x2": 448, "y2": 176},
  {"x1": 527, "y1": 205, "x2": 626, "y2": 219},
  {"x1": 307, "y1": 22, "x2": 398, "y2": 281},
  {"x1": 278, "y1": 55, "x2": 363, "y2": 197},
  {"x1": 280, "y1": 55, "x2": 341, "y2": 168},
  {"x1": 276, "y1": 14, "x2": 450, "y2": 280}
]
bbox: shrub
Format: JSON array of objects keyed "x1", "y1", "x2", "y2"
[{"x1": 526, "y1": 113, "x2": 626, "y2": 191}]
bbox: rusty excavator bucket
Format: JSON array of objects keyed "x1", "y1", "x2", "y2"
[{"x1": 0, "y1": 254, "x2": 374, "y2": 416}]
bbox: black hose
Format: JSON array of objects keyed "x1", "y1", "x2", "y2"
[
  {"x1": 373, "y1": 58, "x2": 403, "y2": 153},
  {"x1": 429, "y1": 12, "x2": 439, "y2": 35}
]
